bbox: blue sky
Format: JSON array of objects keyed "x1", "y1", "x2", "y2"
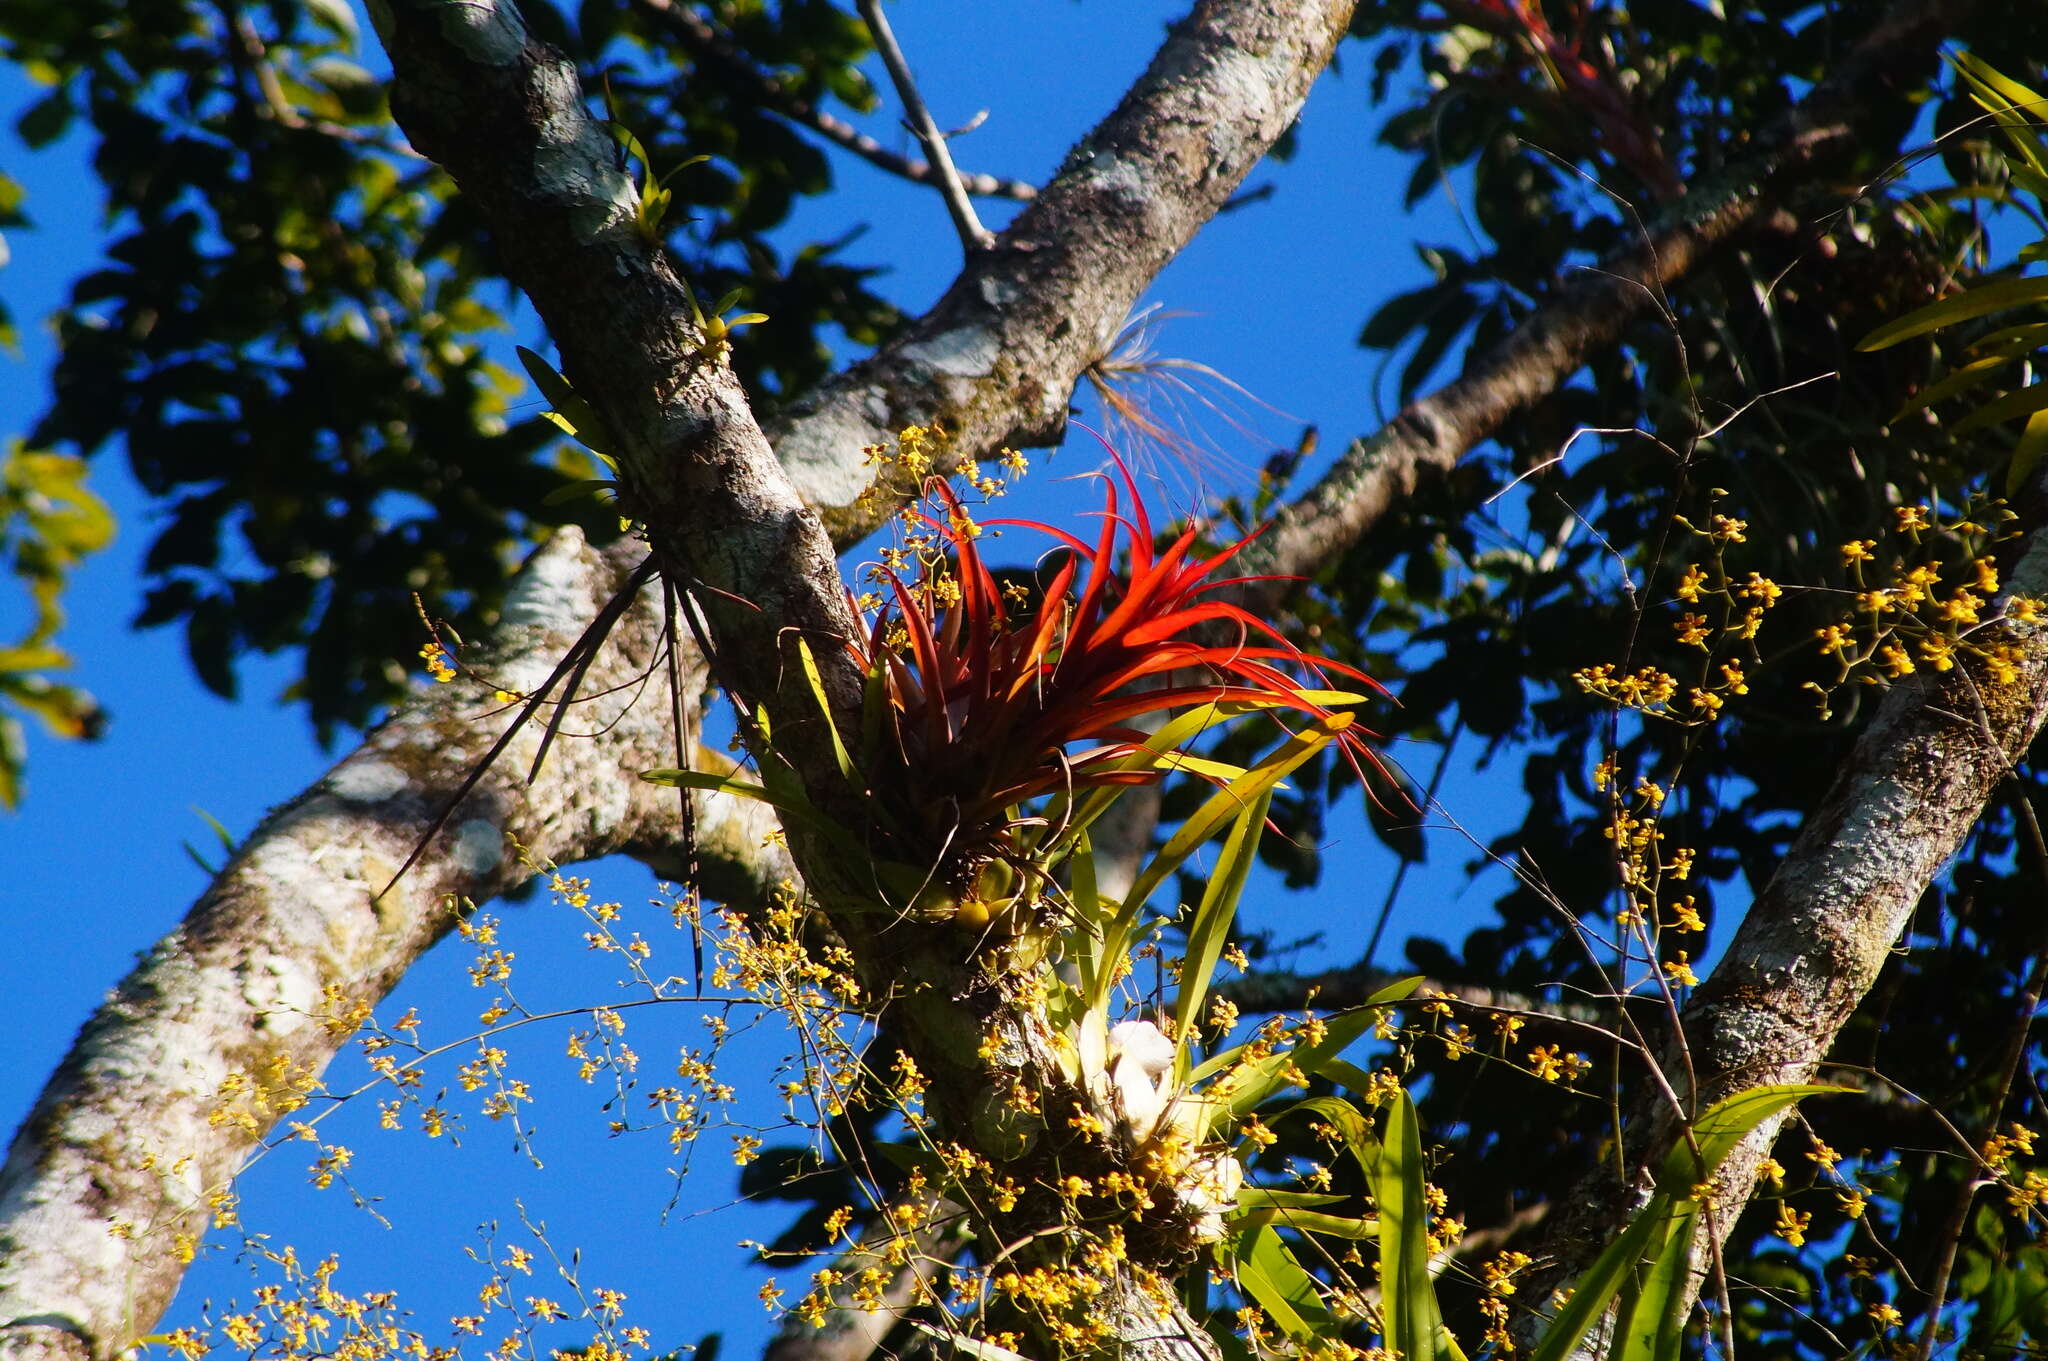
[{"x1": 0, "y1": 5, "x2": 1537, "y2": 1357}]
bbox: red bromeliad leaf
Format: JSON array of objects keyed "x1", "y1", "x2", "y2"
[{"x1": 848, "y1": 458, "x2": 1390, "y2": 866}]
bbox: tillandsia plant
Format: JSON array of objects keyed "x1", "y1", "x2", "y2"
[{"x1": 652, "y1": 434, "x2": 1391, "y2": 932}]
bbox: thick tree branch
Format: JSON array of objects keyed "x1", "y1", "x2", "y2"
[
  {"x1": 1515, "y1": 472, "x2": 2048, "y2": 1348},
  {"x1": 770, "y1": 0, "x2": 1357, "y2": 542},
  {"x1": 0, "y1": 532, "x2": 785, "y2": 1361},
  {"x1": 1246, "y1": 0, "x2": 1967, "y2": 586}
]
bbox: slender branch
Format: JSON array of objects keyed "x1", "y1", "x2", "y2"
[
  {"x1": 1214, "y1": 965, "x2": 1622, "y2": 1032},
  {"x1": 629, "y1": 0, "x2": 1036, "y2": 203},
  {"x1": 853, "y1": 0, "x2": 993, "y2": 253}
]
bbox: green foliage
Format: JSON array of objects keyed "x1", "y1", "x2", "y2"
[
  {"x1": 1860, "y1": 54, "x2": 2048, "y2": 493},
  {"x1": 0, "y1": 443, "x2": 112, "y2": 806},
  {"x1": 1, "y1": 0, "x2": 898, "y2": 749}
]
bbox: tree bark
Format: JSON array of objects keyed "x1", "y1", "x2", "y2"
[{"x1": 0, "y1": 532, "x2": 784, "y2": 1361}]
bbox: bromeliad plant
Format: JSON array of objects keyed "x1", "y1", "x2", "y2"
[
  {"x1": 853, "y1": 457, "x2": 1391, "y2": 916},
  {"x1": 654, "y1": 441, "x2": 1390, "y2": 934}
]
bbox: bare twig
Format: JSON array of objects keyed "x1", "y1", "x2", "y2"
[
  {"x1": 854, "y1": 0, "x2": 995, "y2": 254},
  {"x1": 631, "y1": 0, "x2": 1035, "y2": 202}
]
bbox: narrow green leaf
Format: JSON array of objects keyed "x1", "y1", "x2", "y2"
[
  {"x1": 540, "y1": 478, "x2": 616, "y2": 507},
  {"x1": 1891, "y1": 352, "x2": 2016, "y2": 421},
  {"x1": 1857, "y1": 277, "x2": 2048, "y2": 351},
  {"x1": 1950, "y1": 381, "x2": 2048, "y2": 438},
  {"x1": 1069, "y1": 830, "x2": 1108, "y2": 1006},
  {"x1": 191, "y1": 805, "x2": 236, "y2": 853},
  {"x1": 1375, "y1": 1093, "x2": 1448, "y2": 1361},
  {"x1": 654, "y1": 153, "x2": 712, "y2": 191},
  {"x1": 1173, "y1": 788, "x2": 1271, "y2": 1076},
  {"x1": 1189, "y1": 976, "x2": 1419, "y2": 1116},
  {"x1": 1950, "y1": 52, "x2": 2048, "y2": 173},
  {"x1": 1526, "y1": 1198, "x2": 1671, "y2": 1361},
  {"x1": 1611, "y1": 1202, "x2": 1699, "y2": 1361},
  {"x1": 2006, "y1": 408, "x2": 2048, "y2": 495},
  {"x1": 1234, "y1": 1207, "x2": 1381, "y2": 1240},
  {"x1": 1656, "y1": 1084, "x2": 1844, "y2": 1187},
  {"x1": 2012, "y1": 166, "x2": 2048, "y2": 204},
  {"x1": 795, "y1": 636, "x2": 856, "y2": 783},
  {"x1": 1098, "y1": 717, "x2": 1347, "y2": 1008},
  {"x1": 640, "y1": 766, "x2": 867, "y2": 868},
  {"x1": 1234, "y1": 1225, "x2": 1335, "y2": 1343},
  {"x1": 1235, "y1": 1187, "x2": 1354, "y2": 1212},
  {"x1": 517, "y1": 345, "x2": 579, "y2": 413},
  {"x1": 1281, "y1": 1094, "x2": 1381, "y2": 1181},
  {"x1": 1968, "y1": 320, "x2": 2048, "y2": 359}
]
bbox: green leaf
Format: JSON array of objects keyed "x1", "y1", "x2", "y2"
[
  {"x1": 1891, "y1": 352, "x2": 2018, "y2": 421},
  {"x1": 1097, "y1": 716, "x2": 1349, "y2": 1009},
  {"x1": 1611, "y1": 1200, "x2": 1699, "y2": 1361},
  {"x1": 795, "y1": 636, "x2": 857, "y2": 783},
  {"x1": 1172, "y1": 787, "x2": 1271, "y2": 1077},
  {"x1": 1069, "y1": 830, "x2": 1111, "y2": 1006},
  {"x1": 1526, "y1": 1199, "x2": 1671, "y2": 1361},
  {"x1": 539, "y1": 478, "x2": 616, "y2": 507},
  {"x1": 1233, "y1": 1224, "x2": 1337, "y2": 1343},
  {"x1": 1949, "y1": 381, "x2": 2048, "y2": 438},
  {"x1": 1375, "y1": 1092, "x2": 1454, "y2": 1361},
  {"x1": 1235, "y1": 1187, "x2": 1354, "y2": 1212},
  {"x1": 1858, "y1": 277, "x2": 2048, "y2": 351},
  {"x1": 191, "y1": 805, "x2": 236, "y2": 854},
  {"x1": 1655, "y1": 1084, "x2": 1843, "y2": 1188},
  {"x1": 1524, "y1": 1085, "x2": 1839, "y2": 1361},
  {"x1": 518, "y1": 346, "x2": 614, "y2": 461},
  {"x1": 1233, "y1": 1206, "x2": 1381, "y2": 1240},
  {"x1": 1190, "y1": 977, "x2": 1420, "y2": 1124},
  {"x1": 640, "y1": 766, "x2": 867, "y2": 875},
  {"x1": 2007, "y1": 408, "x2": 2048, "y2": 495},
  {"x1": 1280, "y1": 1093, "x2": 1381, "y2": 1181}
]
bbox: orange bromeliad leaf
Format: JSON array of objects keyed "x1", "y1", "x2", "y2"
[{"x1": 849, "y1": 459, "x2": 1389, "y2": 869}]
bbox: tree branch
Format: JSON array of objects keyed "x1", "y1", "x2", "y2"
[
  {"x1": 361, "y1": 2, "x2": 1362, "y2": 1355},
  {"x1": 853, "y1": 0, "x2": 994, "y2": 254},
  {"x1": 629, "y1": 0, "x2": 1038, "y2": 204},
  {"x1": 1516, "y1": 468, "x2": 2048, "y2": 1349},
  {"x1": 0, "y1": 532, "x2": 786, "y2": 1361},
  {"x1": 770, "y1": 0, "x2": 1357, "y2": 542},
  {"x1": 1245, "y1": 0, "x2": 1968, "y2": 587}
]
